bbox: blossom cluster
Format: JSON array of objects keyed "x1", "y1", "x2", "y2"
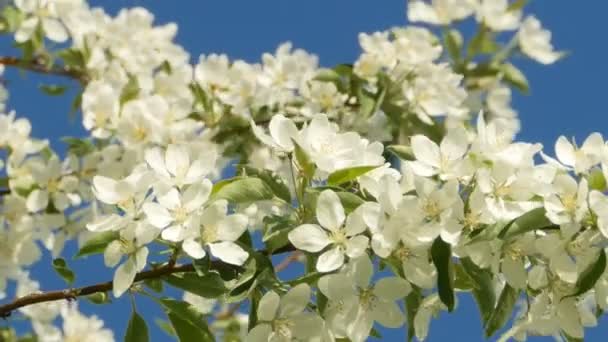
[{"x1": 1, "y1": 0, "x2": 601, "y2": 342}]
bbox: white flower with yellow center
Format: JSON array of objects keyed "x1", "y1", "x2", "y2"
[
  {"x1": 288, "y1": 189, "x2": 369, "y2": 272},
  {"x1": 181, "y1": 200, "x2": 250, "y2": 266}
]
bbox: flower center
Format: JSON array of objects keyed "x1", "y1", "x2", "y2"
[
  {"x1": 561, "y1": 194, "x2": 578, "y2": 215},
  {"x1": 201, "y1": 224, "x2": 218, "y2": 243},
  {"x1": 330, "y1": 229, "x2": 348, "y2": 247},
  {"x1": 272, "y1": 318, "x2": 294, "y2": 339},
  {"x1": 173, "y1": 206, "x2": 188, "y2": 223},
  {"x1": 422, "y1": 198, "x2": 441, "y2": 221},
  {"x1": 359, "y1": 287, "x2": 378, "y2": 311}
]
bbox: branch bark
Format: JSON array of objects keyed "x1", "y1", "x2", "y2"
[
  {"x1": 0, "y1": 56, "x2": 88, "y2": 83},
  {"x1": 0, "y1": 244, "x2": 295, "y2": 318}
]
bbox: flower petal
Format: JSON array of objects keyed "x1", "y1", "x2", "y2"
[
  {"x1": 113, "y1": 259, "x2": 136, "y2": 297},
  {"x1": 345, "y1": 235, "x2": 369, "y2": 258},
  {"x1": 288, "y1": 224, "x2": 330, "y2": 252},
  {"x1": 374, "y1": 277, "x2": 411, "y2": 301},
  {"x1": 217, "y1": 214, "x2": 249, "y2": 241},
  {"x1": 316, "y1": 247, "x2": 345, "y2": 273},
  {"x1": 316, "y1": 190, "x2": 345, "y2": 231},
  {"x1": 208, "y1": 241, "x2": 249, "y2": 266},
  {"x1": 279, "y1": 283, "x2": 310, "y2": 317},
  {"x1": 143, "y1": 202, "x2": 174, "y2": 229},
  {"x1": 182, "y1": 238, "x2": 206, "y2": 259},
  {"x1": 257, "y1": 291, "x2": 280, "y2": 321}
]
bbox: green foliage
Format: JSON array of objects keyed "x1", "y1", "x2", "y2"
[
  {"x1": 75, "y1": 231, "x2": 119, "y2": 259},
  {"x1": 52, "y1": 258, "x2": 75, "y2": 285},
  {"x1": 484, "y1": 284, "x2": 519, "y2": 338},
  {"x1": 431, "y1": 238, "x2": 454, "y2": 312},
  {"x1": 211, "y1": 177, "x2": 275, "y2": 204},
  {"x1": 125, "y1": 310, "x2": 149, "y2": 342},
  {"x1": 327, "y1": 165, "x2": 380, "y2": 186},
  {"x1": 164, "y1": 273, "x2": 227, "y2": 298}
]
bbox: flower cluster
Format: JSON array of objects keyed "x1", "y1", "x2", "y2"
[{"x1": 0, "y1": 0, "x2": 593, "y2": 341}]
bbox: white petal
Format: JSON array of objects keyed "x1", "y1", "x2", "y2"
[
  {"x1": 374, "y1": 277, "x2": 411, "y2": 301},
  {"x1": 269, "y1": 114, "x2": 298, "y2": 151},
  {"x1": 279, "y1": 283, "x2": 310, "y2": 317},
  {"x1": 552, "y1": 253, "x2": 578, "y2": 284},
  {"x1": 502, "y1": 257, "x2": 527, "y2": 289},
  {"x1": 440, "y1": 127, "x2": 468, "y2": 161},
  {"x1": 247, "y1": 323, "x2": 272, "y2": 342},
  {"x1": 145, "y1": 147, "x2": 170, "y2": 178},
  {"x1": 555, "y1": 136, "x2": 575, "y2": 167},
  {"x1": 14, "y1": 17, "x2": 37, "y2": 43},
  {"x1": 407, "y1": 160, "x2": 438, "y2": 177},
  {"x1": 182, "y1": 181, "x2": 211, "y2": 212},
  {"x1": 288, "y1": 224, "x2": 330, "y2": 252},
  {"x1": 217, "y1": 214, "x2": 249, "y2": 241},
  {"x1": 42, "y1": 18, "x2": 68, "y2": 42},
  {"x1": 143, "y1": 202, "x2": 173, "y2": 229},
  {"x1": 166, "y1": 145, "x2": 190, "y2": 178},
  {"x1": 157, "y1": 188, "x2": 181, "y2": 211},
  {"x1": 161, "y1": 225, "x2": 185, "y2": 242},
  {"x1": 372, "y1": 301, "x2": 406, "y2": 328},
  {"x1": 316, "y1": 247, "x2": 345, "y2": 273},
  {"x1": 257, "y1": 291, "x2": 280, "y2": 321},
  {"x1": 184, "y1": 160, "x2": 211, "y2": 184},
  {"x1": 208, "y1": 241, "x2": 249, "y2": 266},
  {"x1": 345, "y1": 235, "x2": 369, "y2": 258},
  {"x1": 103, "y1": 240, "x2": 123, "y2": 267},
  {"x1": 92, "y1": 176, "x2": 126, "y2": 204},
  {"x1": 349, "y1": 256, "x2": 373, "y2": 288},
  {"x1": 347, "y1": 307, "x2": 374, "y2": 342},
  {"x1": 26, "y1": 189, "x2": 48, "y2": 212},
  {"x1": 411, "y1": 135, "x2": 441, "y2": 168},
  {"x1": 318, "y1": 274, "x2": 356, "y2": 301},
  {"x1": 182, "y1": 238, "x2": 206, "y2": 259},
  {"x1": 316, "y1": 190, "x2": 345, "y2": 231},
  {"x1": 113, "y1": 259, "x2": 136, "y2": 297},
  {"x1": 86, "y1": 214, "x2": 126, "y2": 232}
]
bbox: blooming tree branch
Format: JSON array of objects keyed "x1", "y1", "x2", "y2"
[{"x1": 0, "y1": 1, "x2": 603, "y2": 342}]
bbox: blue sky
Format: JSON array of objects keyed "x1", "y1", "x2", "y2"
[{"x1": 3, "y1": 0, "x2": 608, "y2": 341}]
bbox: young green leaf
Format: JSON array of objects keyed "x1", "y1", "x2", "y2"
[
  {"x1": 85, "y1": 292, "x2": 109, "y2": 305},
  {"x1": 498, "y1": 207, "x2": 553, "y2": 240},
  {"x1": 75, "y1": 231, "x2": 119, "y2": 259},
  {"x1": 52, "y1": 258, "x2": 75, "y2": 285},
  {"x1": 405, "y1": 287, "x2": 423, "y2": 342},
  {"x1": 293, "y1": 140, "x2": 315, "y2": 180},
  {"x1": 570, "y1": 249, "x2": 607, "y2": 297},
  {"x1": 240, "y1": 166, "x2": 291, "y2": 203},
  {"x1": 502, "y1": 63, "x2": 530, "y2": 94},
  {"x1": 387, "y1": 145, "x2": 415, "y2": 161},
  {"x1": 485, "y1": 284, "x2": 519, "y2": 338},
  {"x1": 120, "y1": 75, "x2": 140, "y2": 105},
  {"x1": 125, "y1": 311, "x2": 149, "y2": 342},
  {"x1": 39, "y1": 84, "x2": 67, "y2": 96},
  {"x1": 431, "y1": 238, "x2": 455, "y2": 311},
  {"x1": 327, "y1": 165, "x2": 380, "y2": 186},
  {"x1": 164, "y1": 273, "x2": 227, "y2": 298},
  {"x1": 460, "y1": 258, "x2": 496, "y2": 325},
  {"x1": 211, "y1": 177, "x2": 274, "y2": 204}
]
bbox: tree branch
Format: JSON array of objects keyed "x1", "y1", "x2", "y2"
[
  {"x1": 0, "y1": 244, "x2": 295, "y2": 318},
  {"x1": 0, "y1": 56, "x2": 88, "y2": 83}
]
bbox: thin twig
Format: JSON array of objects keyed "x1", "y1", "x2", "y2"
[
  {"x1": 274, "y1": 251, "x2": 302, "y2": 273},
  {"x1": 0, "y1": 56, "x2": 88, "y2": 83},
  {"x1": 0, "y1": 244, "x2": 295, "y2": 318}
]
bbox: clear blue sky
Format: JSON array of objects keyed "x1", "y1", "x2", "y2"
[{"x1": 3, "y1": 0, "x2": 608, "y2": 341}]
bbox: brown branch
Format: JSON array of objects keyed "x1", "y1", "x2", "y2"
[
  {"x1": 0, "y1": 244, "x2": 296, "y2": 318},
  {"x1": 274, "y1": 251, "x2": 302, "y2": 273},
  {"x1": 0, "y1": 56, "x2": 88, "y2": 83}
]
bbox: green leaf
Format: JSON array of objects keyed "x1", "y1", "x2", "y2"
[
  {"x1": 588, "y1": 168, "x2": 607, "y2": 191},
  {"x1": 211, "y1": 177, "x2": 274, "y2": 204},
  {"x1": 2, "y1": 6, "x2": 24, "y2": 32},
  {"x1": 155, "y1": 318, "x2": 175, "y2": 337},
  {"x1": 167, "y1": 311, "x2": 213, "y2": 342},
  {"x1": 467, "y1": 27, "x2": 498, "y2": 56},
  {"x1": 453, "y1": 263, "x2": 475, "y2": 291},
  {"x1": 327, "y1": 165, "x2": 380, "y2": 186},
  {"x1": 164, "y1": 273, "x2": 227, "y2": 298},
  {"x1": 159, "y1": 299, "x2": 211, "y2": 335},
  {"x1": 405, "y1": 287, "x2": 423, "y2": 342},
  {"x1": 498, "y1": 207, "x2": 553, "y2": 240},
  {"x1": 431, "y1": 237, "x2": 454, "y2": 311},
  {"x1": 293, "y1": 141, "x2": 315, "y2": 180},
  {"x1": 502, "y1": 63, "x2": 529, "y2": 94},
  {"x1": 485, "y1": 284, "x2": 519, "y2": 338},
  {"x1": 120, "y1": 75, "x2": 140, "y2": 105},
  {"x1": 444, "y1": 29, "x2": 463, "y2": 61},
  {"x1": 75, "y1": 231, "x2": 119, "y2": 259},
  {"x1": 460, "y1": 258, "x2": 496, "y2": 325},
  {"x1": 85, "y1": 292, "x2": 109, "y2": 305},
  {"x1": 125, "y1": 311, "x2": 149, "y2": 342},
  {"x1": 39, "y1": 84, "x2": 67, "y2": 96},
  {"x1": 262, "y1": 215, "x2": 295, "y2": 253},
  {"x1": 145, "y1": 278, "x2": 164, "y2": 293},
  {"x1": 335, "y1": 192, "x2": 365, "y2": 213},
  {"x1": 52, "y1": 258, "x2": 75, "y2": 285},
  {"x1": 240, "y1": 166, "x2": 291, "y2": 203},
  {"x1": 62, "y1": 136, "x2": 96, "y2": 157},
  {"x1": 571, "y1": 249, "x2": 607, "y2": 297},
  {"x1": 507, "y1": 0, "x2": 528, "y2": 11},
  {"x1": 387, "y1": 145, "x2": 415, "y2": 161},
  {"x1": 58, "y1": 48, "x2": 86, "y2": 69}
]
